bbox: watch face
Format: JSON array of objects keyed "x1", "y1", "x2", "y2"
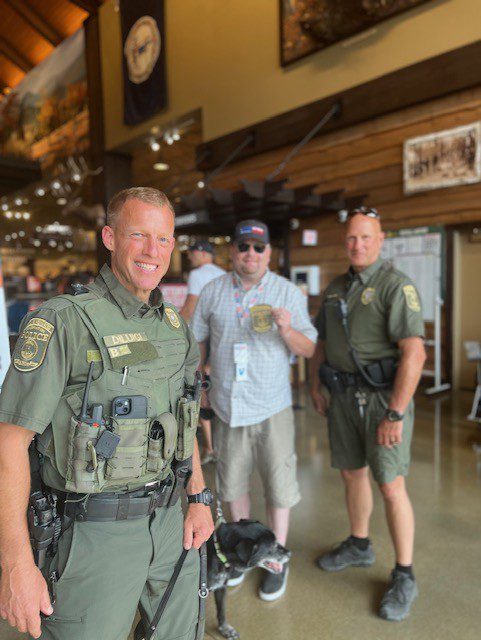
[
  {"x1": 203, "y1": 489, "x2": 214, "y2": 506},
  {"x1": 124, "y1": 16, "x2": 161, "y2": 84},
  {"x1": 387, "y1": 410, "x2": 402, "y2": 422}
]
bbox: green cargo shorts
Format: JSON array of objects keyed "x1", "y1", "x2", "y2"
[
  {"x1": 38, "y1": 501, "x2": 201, "y2": 640},
  {"x1": 327, "y1": 387, "x2": 414, "y2": 485}
]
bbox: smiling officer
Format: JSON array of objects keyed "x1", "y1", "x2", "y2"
[{"x1": 0, "y1": 187, "x2": 214, "y2": 640}]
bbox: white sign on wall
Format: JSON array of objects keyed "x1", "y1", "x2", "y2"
[
  {"x1": 0, "y1": 258, "x2": 11, "y2": 387},
  {"x1": 381, "y1": 226, "x2": 444, "y2": 323}
]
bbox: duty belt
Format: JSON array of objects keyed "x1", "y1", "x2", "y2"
[
  {"x1": 55, "y1": 477, "x2": 175, "y2": 522},
  {"x1": 337, "y1": 372, "x2": 364, "y2": 388}
]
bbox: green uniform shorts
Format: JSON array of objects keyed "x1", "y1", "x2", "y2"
[
  {"x1": 38, "y1": 501, "x2": 201, "y2": 640},
  {"x1": 327, "y1": 387, "x2": 414, "y2": 485}
]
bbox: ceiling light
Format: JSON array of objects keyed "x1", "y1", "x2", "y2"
[
  {"x1": 72, "y1": 173, "x2": 82, "y2": 182},
  {"x1": 5, "y1": 211, "x2": 12, "y2": 219},
  {"x1": 57, "y1": 197, "x2": 67, "y2": 205},
  {"x1": 51, "y1": 180, "x2": 61, "y2": 190},
  {"x1": 149, "y1": 139, "x2": 160, "y2": 152},
  {"x1": 197, "y1": 181, "x2": 205, "y2": 189},
  {"x1": 14, "y1": 212, "x2": 21, "y2": 219},
  {"x1": 14, "y1": 198, "x2": 22, "y2": 206},
  {"x1": 153, "y1": 162, "x2": 170, "y2": 171},
  {"x1": 48, "y1": 239, "x2": 57, "y2": 248},
  {"x1": 33, "y1": 239, "x2": 41, "y2": 247},
  {"x1": 5, "y1": 235, "x2": 11, "y2": 241},
  {"x1": 1, "y1": 204, "x2": 8, "y2": 211},
  {"x1": 18, "y1": 231, "x2": 25, "y2": 237},
  {"x1": 35, "y1": 187, "x2": 46, "y2": 197},
  {"x1": 35, "y1": 226, "x2": 42, "y2": 232},
  {"x1": 23, "y1": 212, "x2": 31, "y2": 220},
  {"x1": 172, "y1": 129, "x2": 180, "y2": 141},
  {"x1": 11, "y1": 232, "x2": 17, "y2": 239},
  {"x1": 166, "y1": 136, "x2": 174, "y2": 146},
  {"x1": 65, "y1": 240, "x2": 73, "y2": 249}
]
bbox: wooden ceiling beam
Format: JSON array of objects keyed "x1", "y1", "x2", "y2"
[
  {"x1": 0, "y1": 38, "x2": 32, "y2": 72},
  {"x1": 4, "y1": 0, "x2": 62, "y2": 47},
  {"x1": 68, "y1": 0, "x2": 102, "y2": 13}
]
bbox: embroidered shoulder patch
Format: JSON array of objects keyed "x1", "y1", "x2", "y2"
[
  {"x1": 403, "y1": 285, "x2": 421, "y2": 312},
  {"x1": 361, "y1": 287, "x2": 376, "y2": 305},
  {"x1": 164, "y1": 307, "x2": 181, "y2": 329},
  {"x1": 13, "y1": 317, "x2": 54, "y2": 372}
]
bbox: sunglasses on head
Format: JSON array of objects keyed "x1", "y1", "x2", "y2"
[
  {"x1": 348, "y1": 207, "x2": 380, "y2": 219},
  {"x1": 236, "y1": 242, "x2": 266, "y2": 254}
]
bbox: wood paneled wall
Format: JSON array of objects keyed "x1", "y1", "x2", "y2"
[{"x1": 209, "y1": 86, "x2": 481, "y2": 381}]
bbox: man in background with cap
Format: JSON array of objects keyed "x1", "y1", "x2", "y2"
[
  {"x1": 191, "y1": 220, "x2": 317, "y2": 602},
  {"x1": 181, "y1": 240, "x2": 225, "y2": 463},
  {"x1": 181, "y1": 240, "x2": 225, "y2": 323}
]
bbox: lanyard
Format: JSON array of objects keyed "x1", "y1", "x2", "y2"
[{"x1": 232, "y1": 275, "x2": 264, "y2": 322}]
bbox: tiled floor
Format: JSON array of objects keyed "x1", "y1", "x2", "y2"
[{"x1": 2, "y1": 390, "x2": 480, "y2": 639}]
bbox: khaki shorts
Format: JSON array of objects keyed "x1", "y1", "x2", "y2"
[
  {"x1": 213, "y1": 407, "x2": 301, "y2": 509},
  {"x1": 327, "y1": 387, "x2": 414, "y2": 485}
]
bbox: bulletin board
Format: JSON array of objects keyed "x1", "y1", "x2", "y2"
[{"x1": 381, "y1": 226, "x2": 445, "y2": 323}]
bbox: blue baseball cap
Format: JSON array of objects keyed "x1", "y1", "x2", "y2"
[{"x1": 234, "y1": 219, "x2": 270, "y2": 244}]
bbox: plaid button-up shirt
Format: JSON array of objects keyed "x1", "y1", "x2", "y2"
[{"x1": 191, "y1": 270, "x2": 317, "y2": 427}]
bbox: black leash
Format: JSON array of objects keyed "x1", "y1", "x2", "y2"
[
  {"x1": 141, "y1": 542, "x2": 209, "y2": 640},
  {"x1": 145, "y1": 548, "x2": 189, "y2": 640}
]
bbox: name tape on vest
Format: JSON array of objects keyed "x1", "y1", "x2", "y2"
[{"x1": 103, "y1": 332, "x2": 148, "y2": 348}]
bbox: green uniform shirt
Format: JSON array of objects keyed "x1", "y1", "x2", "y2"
[
  {"x1": 315, "y1": 258, "x2": 424, "y2": 373},
  {"x1": 0, "y1": 264, "x2": 200, "y2": 434}
]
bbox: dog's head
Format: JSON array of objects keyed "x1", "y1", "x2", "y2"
[{"x1": 217, "y1": 519, "x2": 291, "y2": 573}]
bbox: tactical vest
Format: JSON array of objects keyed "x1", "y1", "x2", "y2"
[{"x1": 38, "y1": 292, "x2": 198, "y2": 494}]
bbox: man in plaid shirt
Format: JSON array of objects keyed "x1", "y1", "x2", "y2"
[{"x1": 191, "y1": 220, "x2": 317, "y2": 601}]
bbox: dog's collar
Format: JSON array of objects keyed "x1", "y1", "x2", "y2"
[{"x1": 213, "y1": 515, "x2": 230, "y2": 567}]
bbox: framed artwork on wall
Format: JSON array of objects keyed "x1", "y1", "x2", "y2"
[
  {"x1": 403, "y1": 122, "x2": 481, "y2": 195},
  {"x1": 279, "y1": 0, "x2": 437, "y2": 67}
]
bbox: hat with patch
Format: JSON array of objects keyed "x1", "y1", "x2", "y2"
[
  {"x1": 233, "y1": 220, "x2": 270, "y2": 245},
  {"x1": 188, "y1": 240, "x2": 214, "y2": 254}
]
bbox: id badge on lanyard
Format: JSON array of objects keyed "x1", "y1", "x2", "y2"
[{"x1": 234, "y1": 342, "x2": 248, "y2": 382}]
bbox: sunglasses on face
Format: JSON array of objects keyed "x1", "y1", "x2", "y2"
[{"x1": 236, "y1": 242, "x2": 266, "y2": 254}]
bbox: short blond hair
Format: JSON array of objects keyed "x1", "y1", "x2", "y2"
[{"x1": 106, "y1": 187, "x2": 175, "y2": 227}]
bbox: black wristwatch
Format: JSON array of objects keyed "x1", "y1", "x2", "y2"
[
  {"x1": 385, "y1": 409, "x2": 404, "y2": 422},
  {"x1": 187, "y1": 488, "x2": 214, "y2": 506}
]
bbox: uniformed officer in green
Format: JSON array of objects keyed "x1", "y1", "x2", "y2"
[
  {"x1": 0, "y1": 187, "x2": 214, "y2": 639},
  {"x1": 309, "y1": 207, "x2": 426, "y2": 622}
]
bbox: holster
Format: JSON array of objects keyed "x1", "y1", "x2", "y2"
[
  {"x1": 318, "y1": 363, "x2": 346, "y2": 394},
  {"x1": 28, "y1": 443, "x2": 62, "y2": 569}
]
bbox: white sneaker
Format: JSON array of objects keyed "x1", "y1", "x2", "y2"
[
  {"x1": 226, "y1": 569, "x2": 245, "y2": 587},
  {"x1": 258, "y1": 566, "x2": 289, "y2": 602}
]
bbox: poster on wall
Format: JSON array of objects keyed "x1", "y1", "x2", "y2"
[
  {"x1": 0, "y1": 30, "x2": 87, "y2": 161},
  {"x1": 0, "y1": 259, "x2": 11, "y2": 388},
  {"x1": 279, "y1": 0, "x2": 437, "y2": 67},
  {"x1": 120, "y1": 0, "x2": 167, "y2": 125},
  {"x1": 381, "y1": 226, "x2": 444, "y2": 322},
  {"x1": 403, "y1": 122, "x2": 481, "y2": 195}
]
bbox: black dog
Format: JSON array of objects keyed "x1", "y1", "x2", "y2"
[{"x1": 207, "y1": 519, "x2": 291, "y2": 639}]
